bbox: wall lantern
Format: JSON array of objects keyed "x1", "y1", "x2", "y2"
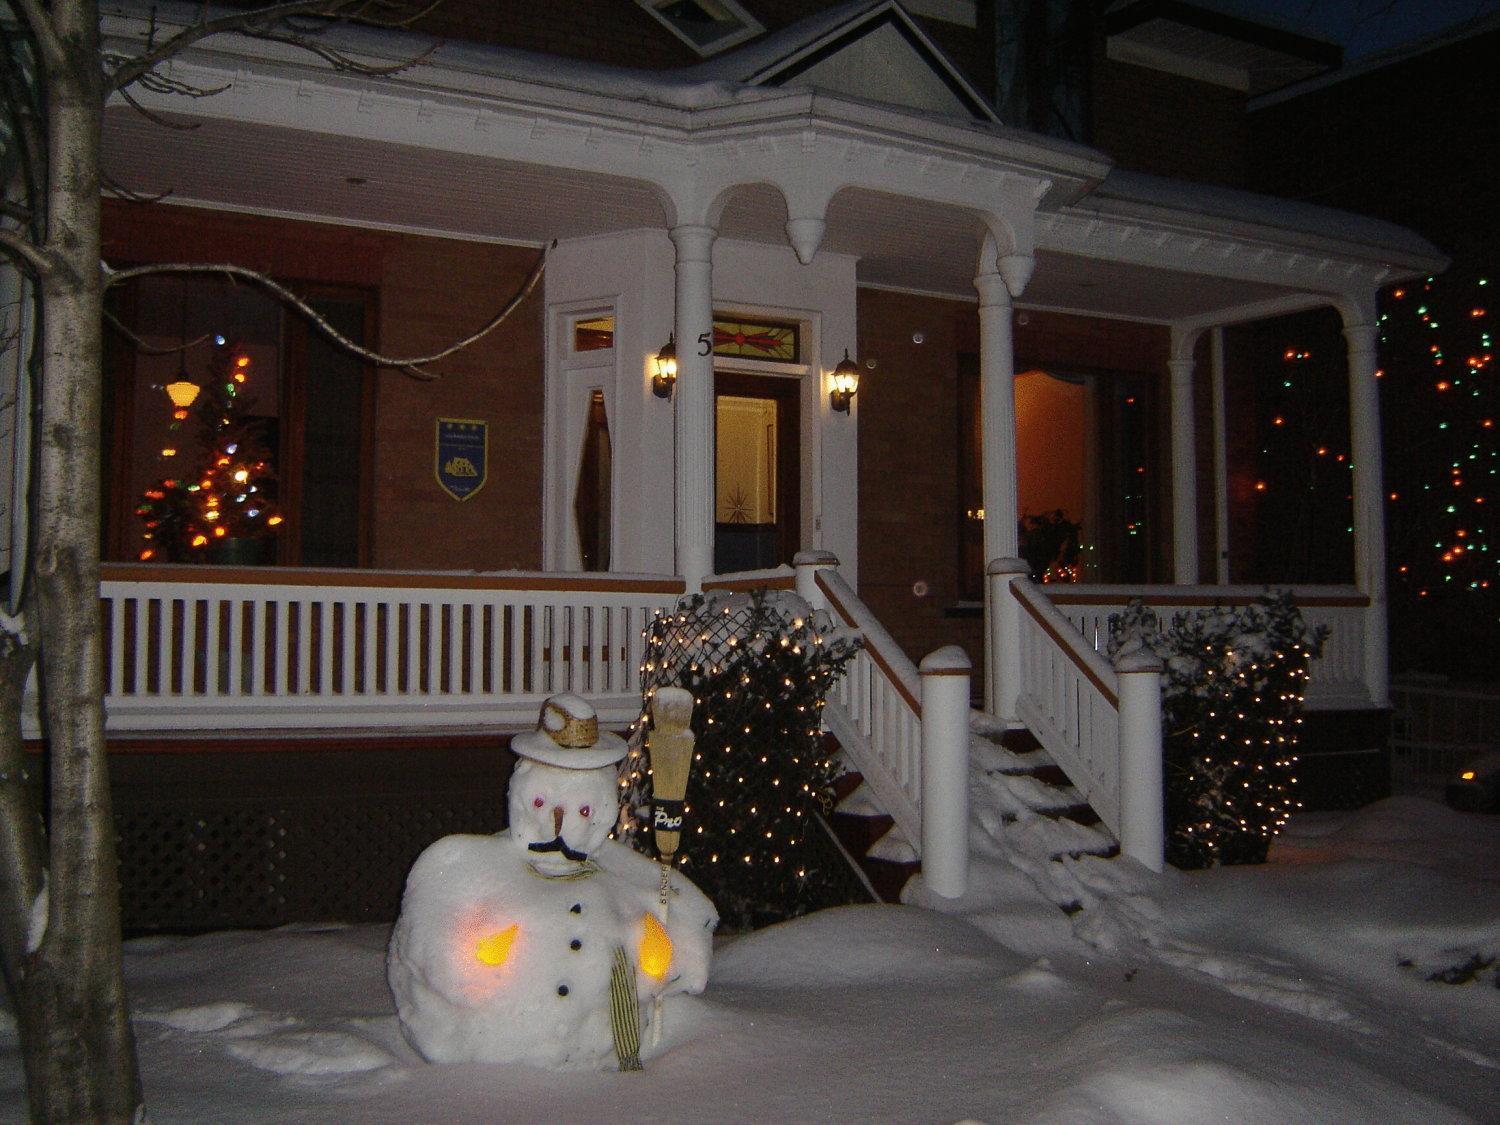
[
  {"x1": 165, "y1": 379, "x2": 201, "y2": 409},
  {"x1": 829, "y1": 349, "x2": 860, "y2": 412},
  {"x1": 653, "y1": 334, "x2": 678, "y2": 399}
]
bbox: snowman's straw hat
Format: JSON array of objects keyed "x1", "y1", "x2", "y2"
[{"x1": 511, "y1": 693, "x2": 627, "y2": 769}]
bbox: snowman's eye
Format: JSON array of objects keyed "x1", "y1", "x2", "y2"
[
  {"x1": 579, "y1": 805, "x2": 591, "y2": 818},
  {"x1": 532, "y1": 796, "x2": 544, "y2": 809}
]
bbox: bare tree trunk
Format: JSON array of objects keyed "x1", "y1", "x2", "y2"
[{"x1": 20, "y1": 0, "x2": 142, "y2": 1117}]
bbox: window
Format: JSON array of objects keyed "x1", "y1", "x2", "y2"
[
  {"x1": 712, "y1": 316, "x2": 800, "y2": 363},
  {"x1": 572, "y1": 314, "x2": 615, "y2": 353},
  {"x1": 635, "y1": 0, "x2": 764, "y2": 57},
  {"x1": 958, "y1": 358, "x2": 1158, "y2": 595},
  {"x1": 104, "y1": 275, "x2": 372, "y2": 567}
]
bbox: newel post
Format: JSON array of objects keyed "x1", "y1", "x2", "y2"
[
  {"x1": 793, "y1": 549, "x2": 839, "y2": 611},
  {"x1": 1114, "y1": 649, "x2": 1165, "y2": 873},
  {"x1": 919, "y1": 645, "x2": 972, "y2": 898},
  {"x1": 986, "y1": 557, "x2": 1029, "y2": 721}
]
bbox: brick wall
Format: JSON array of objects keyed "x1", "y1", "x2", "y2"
[
  {"x1": 102, "y1": 201, "x2": 545, "y2": 571},
  {"x1": 857, "y1": 289, "x2": 1172, "y2": 675},
  {"x1": 857, "y1": 288, "x2": 982, "y2": 672},
  {"x1": 1091, "y1": 57, "x2": 1249, "y2": 189},
  {"x1": 1250, "y1": 28, "x2": 1498, "y2": 265}
]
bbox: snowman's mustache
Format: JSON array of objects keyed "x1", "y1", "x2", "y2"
[{"x1": 527, "y1": 836, "x2": 589, "y2": 862}]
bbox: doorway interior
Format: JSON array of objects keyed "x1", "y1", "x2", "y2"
[{"x1": 713, "y1": 370, "x2": 800, "y2": 573}]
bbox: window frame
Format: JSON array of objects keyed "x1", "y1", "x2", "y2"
[{"x1": 634, "y1": 0, "x2": 765, "y2": 58}]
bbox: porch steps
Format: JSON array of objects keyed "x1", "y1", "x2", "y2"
[
  {"x1": 827, "y1": 769, "x2": 921, "y2": 904},
  {"x1": 975, "y1": 726, "x2": 1120, "y2": 914}
]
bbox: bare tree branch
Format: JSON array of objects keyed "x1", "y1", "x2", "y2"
[
  {"x1": 101, "y1": 309, "x2": 213, "y2": 356},
  {"x1": 104, "y1": 245, "x2": 547, "y2": 378},
  {"x1": 0, "y1": 228, "x2": 54, "y2": 277},
  {"x1": 10, "y1": 0, "x2": 65, "y2": 76},
  {"x1": 106, "y1": 0, "x2": 423, "y2": 93},
  {"x1": 117, "y1": 86, "x2": 202, "y2": 130},
  {"x1": 247, "y1": 30, "x2": 437, "y2": 74},
  {"x1": 121, "y1": 63, "x2": 230, "y2": 98},
  {"x1": 0, "y1": 17, "x2": 48, "y2": 241},
  {"x1": 100, "y1": 172, "x2": 173, "y2": 205},
  {"x1": 0, "y1": 199, "x2": 32, "y2": 224}
]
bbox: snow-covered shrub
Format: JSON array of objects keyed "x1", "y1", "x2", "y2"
[
  {"x1": 1109, "y1": 592, "x2": 1327, "y2": 869},
  {"x1": 619, "y1": 590, "x2": 863, "y2": 930}
]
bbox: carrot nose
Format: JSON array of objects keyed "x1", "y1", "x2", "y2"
[{"x1": 552, "y1": 806, "x2": 565, "y2": 836}]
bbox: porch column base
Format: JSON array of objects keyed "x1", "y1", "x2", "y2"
[{"x1": 985, "y1": 557, "x2": 1029, "y2": 720}]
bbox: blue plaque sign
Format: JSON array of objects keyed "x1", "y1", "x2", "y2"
[{"x1": 435, "y1": 418, "x2": 488, "y2": 501}]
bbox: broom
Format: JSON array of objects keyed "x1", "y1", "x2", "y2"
[{"x1": 646, "y1": 686, "x2": 696, "y2": 1047}]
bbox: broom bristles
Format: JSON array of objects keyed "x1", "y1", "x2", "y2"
[
  {"x1": 649, "y1": 687, "x2": 696, "y2": 859},
  {"x1": 649, "y1": 687, "x2": 695, "y2": 801}
]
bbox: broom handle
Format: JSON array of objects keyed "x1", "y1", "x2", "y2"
[{"x1": 652, "y1": 859, "x2": 671, "y2": 1047}]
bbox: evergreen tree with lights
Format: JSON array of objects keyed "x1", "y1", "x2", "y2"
[
  {"x1": 1378, "y1": 270, "x2": 1496, "y2": 676},
  {"x1": 1111, "y1": 593, "x2": 1325, "y2": 868},
  {"x1": 1252, "y1": 271, "x2": 1496, "y2": 676},
  {"x1": 620, "y1": 591, "x2": 863, "y2": 930},
  {"x1": 137, "y1": 342, "x2": 283, "y2": 562}
]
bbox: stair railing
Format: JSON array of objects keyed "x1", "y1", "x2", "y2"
[
  {"x1": 798, "y1": 552, "x2": 972, "y2": 898},
  {"x1": 991, "y1": 559, "x2": 1164, "y2": 872}
]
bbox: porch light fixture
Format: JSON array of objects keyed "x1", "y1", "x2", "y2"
[
  {"x1": 653, "y1": 334, "x2": 678, "y2": 399},
  {"x1": 829, "y1": 349, "x2": 860, "y2": 412}
]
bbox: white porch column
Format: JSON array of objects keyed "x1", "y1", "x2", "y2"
[
  {"x1": 1209, "y1": 327, "x2": 1231, "y2": 584},
  {"x1": 1168, "y1": 328, "x2": 1200, "y2": 584},
  {"x1": 976, "y1": 265, "x2": 1020, "y2": 717},
  {"x1": 1342, "y1": 306, "x2": 1389, "y2": 707},
  {"x1": 671, "y1": 224, "x2": 717, "y2": 591},
  {"x1": 976, "y1": 271, "x2": 1019, "y2": 564}
]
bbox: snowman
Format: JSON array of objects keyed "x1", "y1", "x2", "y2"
[{"x1": 388, "y1": 693, "x2": 717, "y2": 1069}]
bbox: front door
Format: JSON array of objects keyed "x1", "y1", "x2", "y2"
[{"x1": 714, "y1": 371, "x2": 800, "y2": 573}]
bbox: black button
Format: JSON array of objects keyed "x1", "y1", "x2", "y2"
[
  {"x1": 570, "y1": 904, "x2": 582, "y2": 914},
  {"x1": 570, "y1": 939, "x2": 582, "y2": 950},
  {"x1": 557, "y1": 984, "x2": 569, "y2": 997}
]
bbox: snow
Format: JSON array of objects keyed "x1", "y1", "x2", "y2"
[{"x1": 2, "y1": 766, "x2": 1495, "y2": 1119}]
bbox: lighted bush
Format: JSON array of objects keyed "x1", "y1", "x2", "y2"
[
  {"x1": 619, "y1": 590, "x2": 863, "y2": 930},
  {"x1": 1109, "y1": 592, "x2": 1326, "y2": 869}
]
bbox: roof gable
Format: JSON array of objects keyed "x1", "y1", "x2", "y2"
[{"x1": 714, "y1": 2, "x2": 999, "y2": 123}]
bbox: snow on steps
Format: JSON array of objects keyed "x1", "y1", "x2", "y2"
[{"x1": 826, "y1": 724, "x2": 1122, "y2": 910}]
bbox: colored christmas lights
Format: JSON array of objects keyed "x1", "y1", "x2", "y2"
[{"x1": 136, "y1": 340, "x2": 283, "y2": 562}]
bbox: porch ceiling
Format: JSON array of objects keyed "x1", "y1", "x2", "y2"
[
  {"x1": 103, "y1": 109, "x2": 1313, "y2": 325},
  {"x1": 102, "y1": 109, "x2": 669, "y2": 246}
]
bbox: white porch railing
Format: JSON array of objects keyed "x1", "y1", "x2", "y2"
[
  {"x1": 1390, "y1": 678, "x2": 1500, "y2": 785},
  {"x1": 1042, "y1": 584, "x2": 1373, "y2": 711},
  {"x1": 801, "y1": 553, "x2": 972, "y2": 898},
  {"x1": 999, "y1": 571, "x2": 1164, "y2": 869},
  {"x1": 23, "y1": 563, "x2": 685, "y2": 735}
]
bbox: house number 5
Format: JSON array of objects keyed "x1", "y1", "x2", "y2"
[{"x1": 697, "y1": 332, "x2": 712, "y2": 356}]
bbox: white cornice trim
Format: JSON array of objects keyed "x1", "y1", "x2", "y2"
[
  {"x1": 118, "y1": 196, "x2": 548, "y2": 249},
  {"x1": 1037, "y1": 208, "x2": 1405, "y2": 298}
]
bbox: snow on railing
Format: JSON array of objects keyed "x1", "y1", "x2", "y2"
[
  {"x1": 803, "y1": 553, "x2": 972, "y2": 897},
  {"x1": 23, "y1": 563, "x2": 685, "y2": 735},
  {"x1": 991, "y1": 562, "x2": 1164, "y2": 871},
  {"x1": 1008, "y1": 577, "x2": 1126, "y2": 836},
  {"x1": 1043, "y1": 585, "x2": 1371, "y2": 711}
]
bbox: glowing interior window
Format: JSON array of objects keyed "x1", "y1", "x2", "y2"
[{"x1": 573, "y1": 315, "x2": 615, "y2": 352}]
